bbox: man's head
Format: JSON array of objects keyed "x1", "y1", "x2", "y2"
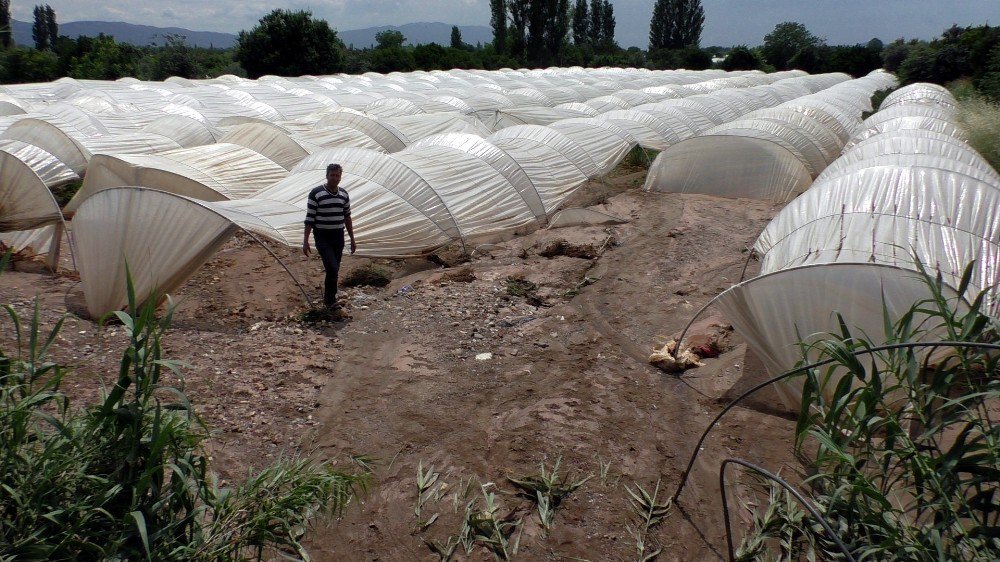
[{"x1": 326, "y1": 163, "x2": 343, "y2": 188}]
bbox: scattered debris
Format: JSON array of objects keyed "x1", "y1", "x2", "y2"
[
  {"x1": 442, "y1": 266, "x2": 476, "y2": 283},
  {"x1": 342, "y1": 263, "x2": 393, "y2": 288},
  {"x1": 649, "y1": 339, "x2": 704, "y2": 373},
  {"x1": 539, "y1": 240, "x2": 597, "y2": 259}
]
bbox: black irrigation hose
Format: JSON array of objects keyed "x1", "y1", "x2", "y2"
[
  {"x1": 719, "y1": 458, "x2": 858, "y2": 562},
  {"x1": 239, "y1": 229, "x2": 314, "y2": 309},
  {"x1": 671, "y1": 340, "x2": 1000, "y2": 503}
]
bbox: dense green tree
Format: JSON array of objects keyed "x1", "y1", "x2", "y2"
[
  {"x1": 0, "y1": 47, "x2": 58, "y2": 82},
  {"x1": 824, "y1": 44, "x2": 883, "y2": 77},
  {"x1": 881, "y1": 38, "x2": 915, "y2": 72},
  {"x1": 720, "y1": 45, "x2": 762, "y2": 70},
  {"x1": 787, "y1": 44, "x2": 821, "y2": 73},
  {"x1": 762, "y1": 21, "x2": 820, "y2": 70},
  {"x1": 32, "y1": 5, "x2": 49, "y2": 50},
  {"x1": 45, "y1": 5, "x2": 56, "y2": 47},
  {"x1": 149, "y1": 34, "x2": 201, "y2": 79},
  {"x1": 235, "y1": 9, "x2": 345, "y2": 79},
  {"x1": 0, "y1": 0, "x2": 12, "y2": 48},
  {"x1": 572, "y1": 0, "x2": 588, "y2": 45},
  {"x1": 375, "y1": 29, "x2": 406, "y2": 49},
  {"x1": 450, "y1": 25, "x2": 463, "y2": 49},
  {"x1": 897, "y1": 42, "x2": 970, "y2": 84},
  {"x1": 67, "y1": 34, "x2": 142, "y2": 79},
  {"x1": 489, "y1": 0, "x2": 507, "y2": 54},
  {"x1": 649, "y1": 0, "x2": 704, "y2": 51},
  {"x1": 367, "y1": 44, "x2": 415, "y2": 72}
]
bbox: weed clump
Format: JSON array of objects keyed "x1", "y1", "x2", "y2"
[
  {"x1": 342, "y1": 263, "x2": 392, "y2": 288},
  {"x1": 0, "y1": 260, "x2": 369, "y2": 560}
]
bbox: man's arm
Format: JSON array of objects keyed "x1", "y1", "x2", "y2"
[
  {"x1": 302, "y1": 224, "x2": 312, "y2": 256},
  {"x1": 345, "y1": 215, "x2": 356, "y2": 254},
  {"x1": 303, "y1": 189, "x2": 317, "y2": 256}
]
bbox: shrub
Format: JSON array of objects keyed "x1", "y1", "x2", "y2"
[{"x1": 0, "y1": 264, "x2": 369, "y2": 560}]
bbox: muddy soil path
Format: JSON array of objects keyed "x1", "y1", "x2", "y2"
[{"x1": 303, "y1": 190, "x2": 800, "y2": 561}]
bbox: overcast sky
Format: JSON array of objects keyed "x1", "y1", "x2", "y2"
[{"x1": 16, "y1": 0, "x2": 998, "y2": 48}]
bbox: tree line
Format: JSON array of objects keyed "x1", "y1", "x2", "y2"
[{"x1": 0, "y1": 0, "x2": 997, "y2": 103}]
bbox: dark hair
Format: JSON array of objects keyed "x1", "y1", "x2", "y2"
[{"x1": 326, "y1": 163, "x2": 342, "y2": 172}]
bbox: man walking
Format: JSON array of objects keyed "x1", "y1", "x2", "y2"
[{"x1": 303, "y1": 163, "x2": 357, "y2": 314}]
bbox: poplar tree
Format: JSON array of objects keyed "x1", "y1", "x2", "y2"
[
  {"x1": 508, "y1": 0, "x2": 529, "y2": 61},
  {"x1": 649, "y1": 0, "x2": 704, "y2": 50},
  {"x1": 46, "y1": 4, "x2": 57, "y2": 47},
  {"x1": 544, "y1": 0, "x2": 570, "y2": 60},
  {"x1": 32, "y1": 5, "x2": 49, "y2": 50},
  {"x1": 489, "y1": 0, "x2": 507, "y2": 54},
  {"x1": 572, "y1": 0, "x2": 589, "y2": 45},
  {"x1": 600, "y1": 0, "x2": 615, "y2": 49},
  {"x1": 0, "y1": 0, "x2": 12, "y2": 48},
  {"x1": 588, "y1": 0, "x2": 603, "y2": 46}
]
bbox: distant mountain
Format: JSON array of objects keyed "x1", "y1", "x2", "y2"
[
  {"x1": 12, "y1": 19, "x2": 237, "y2": 49},
  {"x1": 335, "y1": 22, "x2": 493, "y2": 49},
  {"x1": 9, "y1": 19, "x2": 493, "y2": 51}
]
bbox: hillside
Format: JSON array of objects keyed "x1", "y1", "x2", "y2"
[{"x1": 10, "y1": 19, "x2": 492, "y2": 50}]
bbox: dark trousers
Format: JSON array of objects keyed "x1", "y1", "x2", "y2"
[{"x1": 314, "y1": 228, "x2": 345, "y2": 308}]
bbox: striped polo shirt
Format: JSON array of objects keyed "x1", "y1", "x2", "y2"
[{"x1": 305, "y1": 184, "x2": 351, "y2": 230}]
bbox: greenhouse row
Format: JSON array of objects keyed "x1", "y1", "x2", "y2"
[
  {"x1": 710, "y1": 83, "x2": 999, "y2": 409},
  {"x1": 1, "y1": 67, "x2": 991, "y2": 345}
]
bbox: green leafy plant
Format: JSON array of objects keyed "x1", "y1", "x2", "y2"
[
  {"x1": 625, "y1": 478, "x2": 671, "y2": 561},
  {"x1": 0, "y1": 268, "x2": 370, "y2": 560},
  {"x1": 507, "y1": 457, "x2": 591, "y2": 532},
  {"x1": 459, "y1": 485, "x2": 522, "y2": 561},
  {"x1": 415, "y1": 461, "x2": 442, "y2": 530}
]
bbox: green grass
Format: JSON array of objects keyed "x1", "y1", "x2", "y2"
[{"x1": 955, "y1": 95, "x2": 1000, "y2": 172}]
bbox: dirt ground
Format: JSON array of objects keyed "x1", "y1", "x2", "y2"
[{"x1": 0, "y1": 171, "x2": 806, "y2": 561}]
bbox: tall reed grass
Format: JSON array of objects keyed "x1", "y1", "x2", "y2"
[
  {"x1": 956, "y1": 96, "x2": 1000, "y2": 173},
  {"x1": 736, "y1": 263, "x2": 1000, "y2": 561}
]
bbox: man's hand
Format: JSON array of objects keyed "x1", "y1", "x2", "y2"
[
  {"x1": 302, "y1": 241, "x2": 311, "y2": 256},
  {"x1": 350, "y1": 239, "x2": 357, "y2": 255}
]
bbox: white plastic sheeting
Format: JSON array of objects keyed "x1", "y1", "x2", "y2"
[
  {"x1": 67, "y1": 143, "x2": 288, "y2": 211},
  {"x1": 714, "y1": 263, "x2": 967, "y2": 408},
  {"x1": 0, "y1": 141, "x2": 74, "y2": 231},
  {"x1": 218, "y1": 122, "x2": 312, "y2": 170},
  {"x1": 73, "y1": 187, "x2": 238, "y2": 318},
  {"x1": 723, "y1": 81, "x2": 999, "y2": 415},
  {"x1": 755, "y1": 166, "x2": 1000, "y2": 303},
  {"x1": 644, "y1": 135, "x2": 812, "y2": 202}
]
